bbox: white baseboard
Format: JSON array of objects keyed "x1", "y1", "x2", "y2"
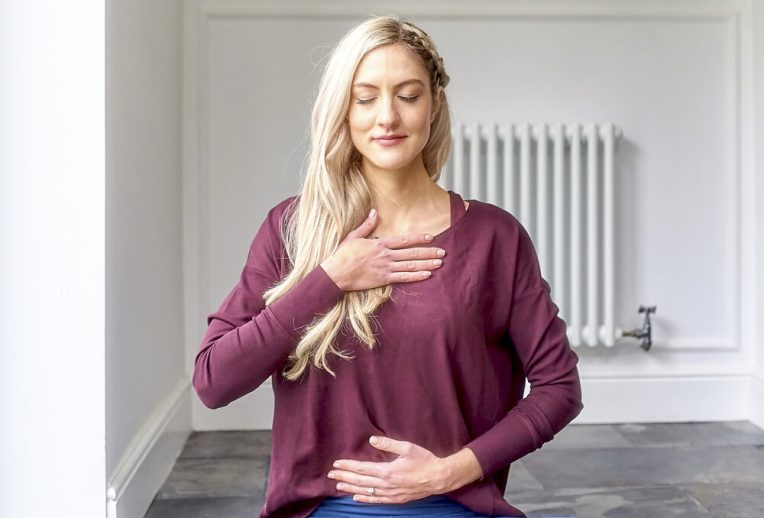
[
  {"x1": 107, "y1": 379, "x2": 192, "y2": 518},
  {"x1": 750, "y1": 373, "x2": 764, "y2": 430},
  {"x1": 574, "y1": 374, "x2": 752, "y2": 423}
]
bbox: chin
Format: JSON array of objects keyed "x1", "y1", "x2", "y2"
[
  {"x1": 365, "y1": 149, "x2": 424, "y2": 170},
  {"x1": 369, "y1": 157, "x2": 417, "y2": 171}
]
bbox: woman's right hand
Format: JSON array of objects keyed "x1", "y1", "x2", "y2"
[{"x1": 320, "y1": 208, "x2": 447, "y2": 292}]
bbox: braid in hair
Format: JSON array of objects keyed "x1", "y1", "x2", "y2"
[{"x1": 400, "y1": 21, "x2": 451, "y2": 91}]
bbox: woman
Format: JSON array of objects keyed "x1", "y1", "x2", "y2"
[{"x1": 193, "y1": 15, "x2": 583, "y2": 518}]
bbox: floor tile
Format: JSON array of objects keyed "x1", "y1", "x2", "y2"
[
  {"x1": 614, "y1": 422, "x2": 706, "y2": 448},
  {"x1": 684, "y1": 481, "x2": 764, "y2": 518},
  {"x1": 520, "y1": 444, "x2": 764, "y2": 489},
  {"x1": 509, "y1": 485, "x2": 712, "y2": 517},
  {"x1": 613, "y1": 421, "x2": 764, "y2": 449},
  {"x1": 155, "y1": 457, "x2": 268, "y2": 499},
  {"x1": 144, "y1": 496, "x2": 263, "y2": 518},
  {"x1": 543, "y1": 424, "x2": 632, "y2": 450},
  {"x1": 180, "y1": 430, "x2": 272, "y2": 459},
  {"x1": 714, "y1": 421, "x2": 764, "y2": 446},
  {"x1": 504, "y1": 461, "x2": 544, "y2": 493}
]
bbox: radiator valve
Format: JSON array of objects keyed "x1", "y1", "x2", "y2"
[{"x1": 621, "y1": 305, "x2": 656, "y2": 351}]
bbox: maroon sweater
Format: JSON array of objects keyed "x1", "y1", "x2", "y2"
[{"x1": 193, "y1": 190, "x2": 584, "y2": 518}]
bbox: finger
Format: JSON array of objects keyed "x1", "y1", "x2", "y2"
[
  {"x1": 389, "y1": 270, "x2": 433, "y2": 283},
  {"x1": 328, "y1": 469, "x2": 391, "y2": 490},
  {"x1": 369, "y1": 435, "x2": 413, "y2": 456},
  {"x1": 388, "y1": 246, "x2": 446, "y2": 261},
  {"x1": 389, "y1": 258, "x2": 443, "y2": 273},
  {"x1": 333, "y1": 459, "x2": 389, "y2": 479},
  {"x1": 348, "y1": 208, "x2": 378, "y2": 239},
  {"x1": 335, "y1": 482, "x2": 396, "y2": 503},
  {"x1": 380, "y1": 233, "x2": 433, "y2": 249},
  {"x1": 351, "y1": 493, "x2": 397, "y2": 504}
]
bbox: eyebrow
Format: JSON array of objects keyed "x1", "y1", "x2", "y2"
[{"x1": 352, "y1": 78, "x2": 425, "y2": 90}]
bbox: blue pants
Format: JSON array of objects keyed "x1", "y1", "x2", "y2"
[{"x1": 308, "y1": 495, "x2": 506, "y2": 517}]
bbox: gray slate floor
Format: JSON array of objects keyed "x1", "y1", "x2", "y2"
[{"x1": 144, "y1": 421, "x2": 764, "y2": 517}]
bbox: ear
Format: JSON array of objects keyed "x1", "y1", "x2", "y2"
[{"x1": 430, "y1": 86, "x2": 443, "y2": 124}]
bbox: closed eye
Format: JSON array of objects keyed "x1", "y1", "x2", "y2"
[{"x1": 355, "y1": 95, "x2": 420, "y2": 105}]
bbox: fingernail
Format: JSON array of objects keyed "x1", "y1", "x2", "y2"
[
  {"x1": 437, "y1": 249, "x2": 445, "y2": 257},
  {"x1": 327, "y1": 472, "x2": 336, "y2": 479},
  {"x1": 369, "y1": 208, "x2": 376, "y2": 219},
  {"x1": 370, "y1": 436, "x2": 379, "y2": 445},
  {"x1": 425, "y1": 234, "x2": 433, "y2": 240},
  {"x1": 333, "y1": 462, "x2": 340, "y2": 468}
]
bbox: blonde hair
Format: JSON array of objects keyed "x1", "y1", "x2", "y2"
[{"x1": 263, "y1": 15, "x2": 453, "y2": 381}]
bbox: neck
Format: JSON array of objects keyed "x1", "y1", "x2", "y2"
[{"x1": 360, "y1": 155, "x2": 447, "y2": 232}]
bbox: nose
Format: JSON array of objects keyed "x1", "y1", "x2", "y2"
[{"x1": 376, "y1": 95, "x2": 400, "y2": 128}]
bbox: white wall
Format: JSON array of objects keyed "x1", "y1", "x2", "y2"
[
  {"x1": 0, "y1": 2, "x2": 106, "y2": 517},
  {"x1": 184, "y1": 0, "x2": 763, "y2": 430},
  {"x1": 750, "y1": 0, "x2": 764, "y2": 430},
  {"x1": 106, "y1": 0, "x2": 189, "y2": 516}
]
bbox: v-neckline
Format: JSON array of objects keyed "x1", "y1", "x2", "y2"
[{"x1": 369, "y1": 189, "x2": 470, "y2": 241}]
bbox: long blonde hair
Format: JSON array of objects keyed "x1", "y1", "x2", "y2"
[{"x1": 263, "y1": 15, "x2": 453, "y2": 381}]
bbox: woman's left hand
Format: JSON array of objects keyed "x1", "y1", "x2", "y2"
[{"x1": 327, "y1": 435, "x2": 451, "y2": 503}]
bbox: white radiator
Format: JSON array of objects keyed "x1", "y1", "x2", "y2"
[{"x1": 443, "y1": 122, "x2": 622, "y2": 347}]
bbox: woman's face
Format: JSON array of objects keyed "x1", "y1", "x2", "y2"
[{"x1": 347, "y1": 43, "x2": 440, "y2": 173}]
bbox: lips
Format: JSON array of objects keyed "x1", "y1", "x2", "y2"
[{"x1": 373, "y1": 135, "x2": 406, "y2": 146}]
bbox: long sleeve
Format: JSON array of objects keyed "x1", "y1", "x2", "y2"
[
  {"x1": 464, "y1": 221, "x2": 584, "y2": 480},
  {"x1": 192, "y1": 201, "x2": 345, "y2": 409}
]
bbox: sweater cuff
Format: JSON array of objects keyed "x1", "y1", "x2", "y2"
[
  {"x1": 266, "y1": 264, "x2": 345, "y2": 339},
  {"x1": 463, "y1": 414, "x2": 539, "y2": 481}
]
